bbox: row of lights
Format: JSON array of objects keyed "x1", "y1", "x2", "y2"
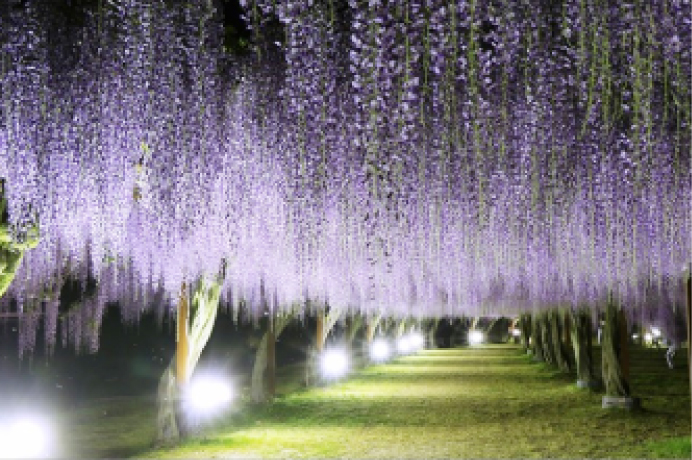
[
  {"x1": 2, "y1": 328, "x2": 488, "y2": 458},
  {"x1": 321, "y1": 331, "x2": 428, "y2": 380}
]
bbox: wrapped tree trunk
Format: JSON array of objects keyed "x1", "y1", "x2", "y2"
[
  {"x1": 520, "y1": 313, "x2": 532, "y2": 353},
  {"x1": 156, "y1": 277, "x2": 222, "y2": 445},
  {"x1": 251, "y1": 310, "x2": 294, "y2": 403},
  {"x1": 571, "y1": 308, "x2": 596, "y2": 388}
]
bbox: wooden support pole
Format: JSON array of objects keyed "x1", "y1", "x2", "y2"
[{"x1": 176, "y1": 283, "x2": 189, "y2": 388}]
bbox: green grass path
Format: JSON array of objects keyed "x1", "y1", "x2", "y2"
[{"x1": 139, "y1": 345, "x2": 690, "y2": 458}]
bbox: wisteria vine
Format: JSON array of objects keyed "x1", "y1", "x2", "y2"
[{"x1": 0, "y1": 0, "x2": 689, "y2": 355}]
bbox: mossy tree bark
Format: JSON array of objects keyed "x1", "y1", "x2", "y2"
[
  {"x1": 156, "y1": 277, "x2": 222, "y2": 445},
  {"x1": 601, "y1": 299, "x2": 630, "y2": 397},
  {"x1": 251, "y1": 310, "x2": 294, "y2": 403},
  {"x1": 571, "y1": 308, "x2": 596, "y2": 386}
]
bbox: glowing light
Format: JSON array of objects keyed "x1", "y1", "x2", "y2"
[
  {"x1": 651, "y1": 327, "x2": 661, "y2": 338},
  {"x1": 396, "y1": 336, "x2": 412, "y2": 354},
  {"x1": 409, "y1": 332, "x2": 425, "y2": 350},
  {"x1": 184, "y1": 375, "x2": 233, "y2": 415},
  {"x1": 0, "y1": 415, "x2": 53, "y2": 459},
  {"x1": 468, "y1": 330, "x2": 484, "y2": 345},
  {"x1": 631, "y1": 333, "x2": 639, "y2": 340},
  {"x1": 370, "y1": 339, "x2": 391, "y2": 362},
  {"x1": 511, "y1": 328, "x2": 521, "y2": 337},
  {"x1": 320, "y1": 348, "x2": 349, "y2": 380},
  {"x1": 644, "y1": 332, "x2": 653, "y2": 342}
]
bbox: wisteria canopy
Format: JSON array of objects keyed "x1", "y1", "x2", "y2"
[{"x1": 0, "y1": 0, "x2": 689, "y2": 355}]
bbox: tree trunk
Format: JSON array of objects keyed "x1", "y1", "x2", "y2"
[
  {"x1": 427, "y1": 318, "x2": 440, "y2": 349},
  {"x1": 345, "y1": 314, "x2": 364, "y2": 345},
  {"x1": 316, "y1": 311, "x2": 324, "y2": 352},
  {"x1": 571, "y1": 308, "x2": 596, "y2": 387},
  {"x1": 251, "y1": 330, "x2": 269, "y2": 403},
  {"x1": 365, "y1": 314, "x2": 381, "y2": 344},
  {"x1": 602, "y1": 299, "x2": 630, "y2": 397},
  {"x1": 156, "y1": 278, "x2": 222, "y2": 445},
  {"x1": 540, "y1": 311, "x2": 556, "y2": 365},
  {"x1": 549, "y1": 309, "x2": 572, "y2": 372},
  {"x1": 395, "y1": 318, "x2": 407, "y2": 338},
  {"x1": 305, "y1": 306, "x2": 341, "y2": 386},
  {"x1": 156, "y1": 361, "x2": 180, "y2": 446},
  {"x1": 530, "y1": 314, "x2": 544, "y2": 361},
  {"x1": 251, "y1": 311, "x2": 293, "y2": 403},
  {"x1": 686, "y1": 273, "x2": 691, "y2": 439},
  {"x1": 520, "y1": 313, "x2": 532, "y2": 352},
  {"x1": 266, "y1": 315, "x2": 276, "y2": 400}
]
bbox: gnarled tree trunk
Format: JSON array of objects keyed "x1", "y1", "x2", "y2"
[
  {"x1": 571, "y1": 308, "x2": 596, "y2": 387},
  {"x1": 549, "y1": 309, "x2": 572, "y2": 372},
  {"x1": 305, "y1": 305, "x2": 342, "y2": 386},
  {"x1": 601, "y1": 299, "x2": 630, "y2": 397},
  {"x1": 520, "y1": 313, "x2": 532, "y2": 353},
  {"x1": 427, "y1": 318, "x2": 440, "y2": 349},
  {"x1": 251, "y1": 310, "x2": 294, "y2": 403},
  {"x1": 530, "y1": 313, "x2": 545, "y2": 361},
  {"x1": 156, "y1": 277, "x2": 222, "y2": 445},
  {"x1": 540, "y1": 311, "x2": 556, "y2": 365}
]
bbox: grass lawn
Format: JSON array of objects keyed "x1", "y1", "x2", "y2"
[{"x1": 117, "y1": 344, "x2": 691, "y2": 459}]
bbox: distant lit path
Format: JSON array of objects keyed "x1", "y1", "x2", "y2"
[{"x1": 143, "y1": 345, "x2": 690, "y2": 458}]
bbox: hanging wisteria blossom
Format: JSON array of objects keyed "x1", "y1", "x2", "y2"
[{"x1": 0, "y1": 0, "x2": 688, "y2": 355}]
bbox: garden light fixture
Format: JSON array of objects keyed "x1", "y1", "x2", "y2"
[
  {"x1": 320, "y1": 347, "x2": 350, "y2": 380},
  {"x1": 468, "y1": 330, "x2": 484, "y2": 346}
]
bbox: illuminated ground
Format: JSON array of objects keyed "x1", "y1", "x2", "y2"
[{"x1": 117, "y1": 345, "x2": 692, "y2": 459}]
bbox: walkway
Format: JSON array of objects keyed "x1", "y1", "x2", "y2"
[{"x1": 142, "y1": 345, "x2": 691, "y2": 458}]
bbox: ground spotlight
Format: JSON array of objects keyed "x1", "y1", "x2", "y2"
[
  {"x1": 320, "y1": 347, "x2": 350, "y2": 380},
  {"x1": 468, "y1": 330, "x2": 484, "y2": 345},
  {"x1": 396, "y1": 335, "x2": 412, "y2": 354},
  {"x1": 370, "y1": 338, "x2": 391, "y2": 362},
  {"x1": 184, "y1": 374, "x2": 233, "y2": 417},
  {"x1": 0, "y1": 414, "x2": 54, "y2": 459},
  {"x1": 511, "y1": 328, "x2": 521, "y2": 337},
  {"x1": 651, "y1": 327, "x2": 661, "y2": 338},
  {"x1": 409, "y1": 332, "x2": 425, "y2": 350}
]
